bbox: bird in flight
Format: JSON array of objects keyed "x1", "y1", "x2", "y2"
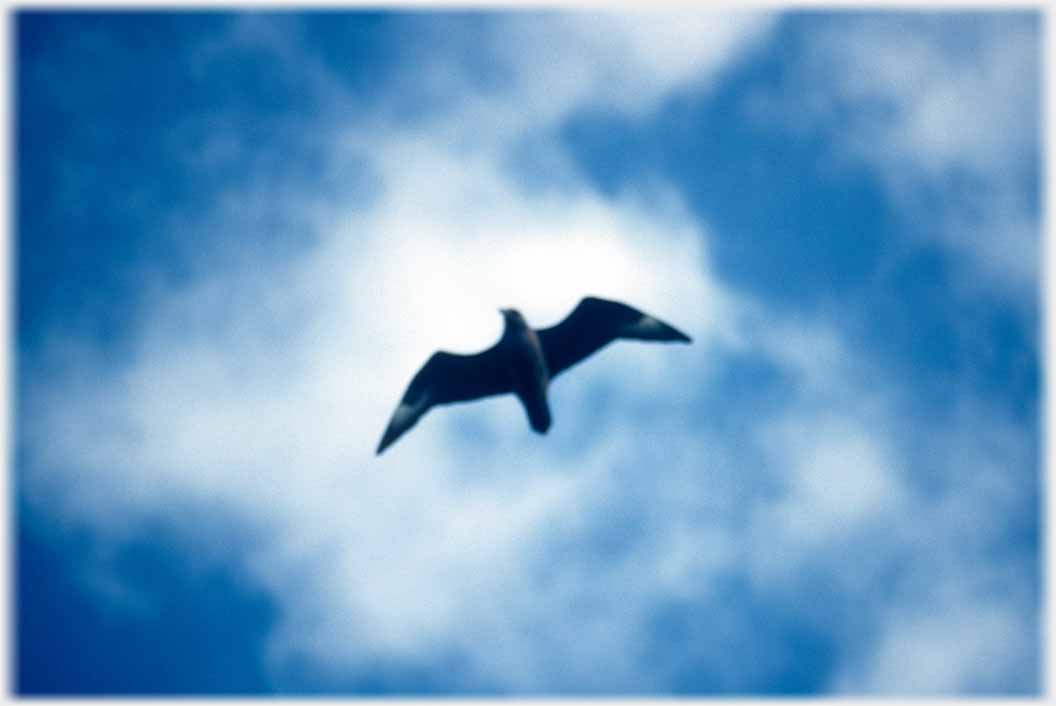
[{"x1": 376, "y1": 296, "x2": 692, "y2": 455}]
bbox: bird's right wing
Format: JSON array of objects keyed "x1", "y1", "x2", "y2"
[
  {"x1": 536, "y1": 297, "x2": 691, "y2": 380},
  {"x1": 376, "y1": 346, "x2": 512, "y2": 455}
]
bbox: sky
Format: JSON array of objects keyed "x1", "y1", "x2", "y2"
[{"x1": 14, "y1": 8, "x2": 1041, "y2": 696}]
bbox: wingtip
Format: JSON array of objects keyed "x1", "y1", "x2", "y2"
[
  {"x1": 658, "y1": 322, "x2": 692, "y2": 344},
  {"x1": 380, "y1": 434, "x2": 397, "y2": 458},
  {"x1": 375, "y1": 432, "x2": 394, "y2": 456}
]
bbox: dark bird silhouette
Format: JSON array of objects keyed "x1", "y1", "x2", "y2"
[{"x1": 376, "y1": 296, "x2": 692, "y2": 455}]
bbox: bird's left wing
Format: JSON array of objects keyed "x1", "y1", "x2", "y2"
[
  {"x1": 376, "y1": 345, "x2": 512, "y2": 455},
  {"x1": 536, "y1": 296, "x2": 691, "y2": 380}
]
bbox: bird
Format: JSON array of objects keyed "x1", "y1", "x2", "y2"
[{"x1": 376, "y1": 296, "x2": 692, "y2": 455}]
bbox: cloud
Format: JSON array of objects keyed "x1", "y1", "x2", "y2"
[
  {"x1": 19, "y1": 11, "x2": 1037, "y2": 694},
  {"x1": 487, "y1": 10, "x2": 775, "y2": 120},
  {"x1": 23, "y1": 134, "x2": 746, "y2": 691},
  {"x1": 748, "y1": 12, "x2": 1040, "y2": 297},
  {"x1": 736, "y1": 18, "x2": 1042, "y2": 688},
  {"x1": 840, "y1": 596, "x2": 1034, "y2": 694},
  {"x1": 22, "y1": 12, "x2": 772, "y2": 691}
]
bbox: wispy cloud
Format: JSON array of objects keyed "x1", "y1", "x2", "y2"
[{"x1": 749, "y1": 12, "x2": 1040, "y2": 297}]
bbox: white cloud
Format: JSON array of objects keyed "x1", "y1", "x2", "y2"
[
  {"x1": 22, "y1": 13, "x2": 768, "y2": 689},
  {"x1": 830, "y1": 15, "x2": 1036, "y2": 179},
  {"x1": 750, "y1": 13, "x2": 1040, "y2": 296},
  {"x1": 754, "y1": 416, "x2": 907, "y2": 552},
  {"x1": 488, "y1": 11, "x2": 775, "y2": 120},
  {"x1": 20, "y1": 11, "x2": 1037, "y2": 694},
  {"x1": 24, "y1": 134, "x2": 749, "y2": 687},
  {"x1": 823, "y1": 395, "x2": 1038, "y2": 694},
  {"x1": 838, "y1": 596, "x2": 1034, "y2": 694}
]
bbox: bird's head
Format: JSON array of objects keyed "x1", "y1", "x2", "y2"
[{"x1": 499, "y1": 307, "x2": 527, "y2": 330}]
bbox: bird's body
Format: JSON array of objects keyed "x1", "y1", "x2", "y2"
[
  {"x1": 376, "y1": 296, "x2": 691, "y2": 454},
  {"x1": 498, "y1": 309, "x2": 551, "y2": 433}
]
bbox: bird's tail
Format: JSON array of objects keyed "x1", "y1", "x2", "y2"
[{"x1": 520, "y1": 395, "x2": 552, "y2": 434}]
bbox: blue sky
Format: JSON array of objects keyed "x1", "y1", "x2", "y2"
[{"x1": 16, "y1": 9, "x2": 1040, "y2": 695}]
